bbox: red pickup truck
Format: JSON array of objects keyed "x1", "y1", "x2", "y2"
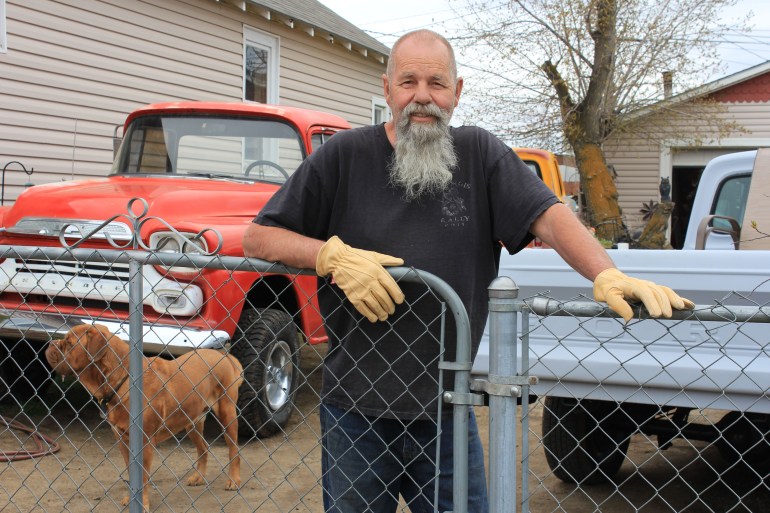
[{"x1": 0, "y1": 101, "x2": 350, "y2": 436}]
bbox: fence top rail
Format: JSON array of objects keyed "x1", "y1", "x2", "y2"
[
  {"x1": 523, "y1": 296, "x2": 770, "y2": 324},
  {"x1": 0, "y1": 245, "x2": 472, "y2": 359}
]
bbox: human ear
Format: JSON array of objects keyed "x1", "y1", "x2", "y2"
[
  {"x1": 382, "y1": 73, "x2": 392, "y2": 103},
  {"x1": 454, "y1": 77, "x2": 464, "y2": 106}
]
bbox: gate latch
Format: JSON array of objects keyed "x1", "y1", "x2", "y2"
[{"x1": 469, "y1": 375, "x2": 539, "y2": 399}]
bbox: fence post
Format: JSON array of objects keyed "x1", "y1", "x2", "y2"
[
  {"x1": 487, "y1": 277, "x2": 519, "y2": 513},
  {"x1": 128, "y1": 253, "x2": 145, "y2": 512},
  {"x1": 520, "y1": 309, "x2": 531, "y2": 513}
]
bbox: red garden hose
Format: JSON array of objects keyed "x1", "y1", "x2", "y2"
[{"x1": 0, "y1": 415, "x2": 61, "y2": 461}]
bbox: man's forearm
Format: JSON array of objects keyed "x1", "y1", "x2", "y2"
[{"x1": 243, "y1": 223, "x2": 323, "y2": 270}]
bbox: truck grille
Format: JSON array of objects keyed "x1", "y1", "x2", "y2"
[
  {"x1": 0, "y1": 256, "x2": 203, "y2": 318},
  {"x1": 17, "y1": 259, "x2": 131, "y2": 282}
]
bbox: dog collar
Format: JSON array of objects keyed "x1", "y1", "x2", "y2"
[{"x1": 98, "y1": 373, "x2": 130, "y2": 406}]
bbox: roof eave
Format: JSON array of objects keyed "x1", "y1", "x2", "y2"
[
  {"x1": 622, "y1": 60, "x2": 770, "y2": 124},
  {"x1": 218, "y1": 0, "x2": 388, "y2": 64}
]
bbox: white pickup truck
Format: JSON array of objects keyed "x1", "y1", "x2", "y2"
[{"x1": 473, "y1": 148, "x2": 770, "y2": 484}]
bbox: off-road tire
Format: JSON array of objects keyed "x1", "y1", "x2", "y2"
[
  {"x1": 716, "y1": 411, "x2": 770, "y2": 476},
  {"x1": 542, "y1": 396, "x2": 631, "y2": 485},
  {"x1": 231, "y1": 308, "x2": 300, "y2": 438}
]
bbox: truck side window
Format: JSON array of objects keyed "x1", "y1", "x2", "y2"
[
  {"x1": 712, "y1": 175, "x2": 751, "y2": 230},
  {"x1": 310, "y1": 131, "x2": 338, "y2": 153},
  {"x1": 522, "y1": 160, "x2": 543, "y2": 180}
]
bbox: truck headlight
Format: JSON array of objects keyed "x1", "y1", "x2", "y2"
[{"x1": 149, "y1": 231, "x2": 207, "y2": 278}]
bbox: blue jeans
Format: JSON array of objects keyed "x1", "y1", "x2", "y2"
[{"x1": 320, "y1": 403, "x2": 489, "y2": 513}]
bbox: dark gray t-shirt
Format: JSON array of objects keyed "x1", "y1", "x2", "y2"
[{"x1": 256, "y1": 123, "x2": 559, "y2": 420}]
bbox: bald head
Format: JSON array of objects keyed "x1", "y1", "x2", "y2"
[{"x1": 387, "y1": 30, "x2": 458, "y2": 82}]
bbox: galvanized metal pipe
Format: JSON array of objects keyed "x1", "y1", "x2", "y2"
[
  {"x1": 487, "y1": 277, "x2": 519, "y2": 513},
  {"x1": 526, "y1": 296, "x2": 770, "y2": 323},
  {"x1": 391, "y1": 268, "x2": 472, "y2": 513},
  {"x1": 128, "y1": 254, "x2": 145, "y2": 512},
  {"x1": 520, "y1": 309, "x2": 531, "y2": 513}
]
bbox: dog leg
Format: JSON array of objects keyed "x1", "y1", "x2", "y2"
[
  {"x1": 117, "y1": 434, "x2": 132, "y2": 508},
  {"x1": 140, "y1": 439, "x2": 154, "y2": 511},
  {"x1": 185, "y1": 420, "x2": 208, "y2": 487},
  {"x1": 115, "y1": 435, "x2": 150, "y2": 511},
  {"x1": 219, "y1": 397, "x2": 241, "y2": 490}
]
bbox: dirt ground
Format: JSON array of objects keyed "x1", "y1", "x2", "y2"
[{"x1": 2, "y1": 344, "x2": 769, "y2": 512}]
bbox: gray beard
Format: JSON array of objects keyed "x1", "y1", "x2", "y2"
[{"x1": 389, "y1": 103, "x2": 457, "y2": 202}]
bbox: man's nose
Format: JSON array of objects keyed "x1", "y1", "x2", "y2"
[{"x1": 413, "y1": 82, "x2": 432, "y2": 104}]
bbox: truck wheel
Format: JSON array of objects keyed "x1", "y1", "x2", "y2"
[
  {"x1": 231, "y1": 308, "x2": 300, "y2": 438},
  {"x1": 542, "y1": 396, "x2": 631, "y2": 485},
  {"x1": 0, "y1": 338, "x2": 52, "y2": 404},
  {"x1": 716, "y1": 411, "x2": 770, "y2": 475}
]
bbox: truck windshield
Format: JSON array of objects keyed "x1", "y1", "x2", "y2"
[{"x1": 111, "y1": 115, "x2": 305, "y2": 183}]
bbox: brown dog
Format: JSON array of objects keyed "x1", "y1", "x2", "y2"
[{"x1": 45, "y1": 324, "x2": 243, "y2": 511}]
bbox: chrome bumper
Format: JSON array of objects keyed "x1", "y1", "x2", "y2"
[{"x1": 0, "y1": 310, "x2": 230, "y2": 356}]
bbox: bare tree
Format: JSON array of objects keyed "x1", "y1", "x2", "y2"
[{"x1": 452, "y1": 0, "x2": 749, "y2": 241}]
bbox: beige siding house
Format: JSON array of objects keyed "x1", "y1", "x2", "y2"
[
  {"x1": 0, "y1": 0, "x2": 390, "y2": 203},
  {"x1": 604, "y1": 62, "x2": 770, "y2": 247}
]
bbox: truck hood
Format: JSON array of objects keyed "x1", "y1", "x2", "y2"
[{"x1": 3, "y1": 176, "x2": 278, "y2": 229}]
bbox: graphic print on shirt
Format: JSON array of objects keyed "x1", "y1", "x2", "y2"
[{"x1": 440, "y1": 182, "x2": 471, "y2": 228}]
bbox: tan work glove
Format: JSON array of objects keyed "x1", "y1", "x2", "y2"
[
  {"x1": 316, "y1": 236, "x2": 405, "y2": 322},
  {"x1": 593, "y1": 268, "x2": 695, "y2": 323}
]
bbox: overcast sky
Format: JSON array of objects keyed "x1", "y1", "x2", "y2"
[{"x1": 319, "y1": 0, "x2": 770, "y2": 80}]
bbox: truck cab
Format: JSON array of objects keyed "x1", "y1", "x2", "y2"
[
  {"x1": 515, "y1": 147, "x2": 568, "y2": 202},
  {"x1": 682, "y1": 148, "x2": 770, "y2": 250},
  {"x1": 514, "y1": 148, "x2": 572, "y2": 248}
]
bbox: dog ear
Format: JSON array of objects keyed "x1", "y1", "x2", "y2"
[{"x1": 85, "y1": 324, "x2": 112, "y2": 362}]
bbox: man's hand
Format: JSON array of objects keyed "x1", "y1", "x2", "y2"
[
  {"x1": 316, "y1": 236, "x2": 405, "y2": 322},
  {"x1": 593, "y1": 268, "x2": 695, "y2": 323}
]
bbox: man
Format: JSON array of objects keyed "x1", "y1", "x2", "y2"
[{"x1": 243, "y1": 30, "x2": 693, "y2": 513}]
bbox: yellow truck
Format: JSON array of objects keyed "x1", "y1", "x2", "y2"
[
  {"x1": 514, "y1": 147, "x2": 569, "y2": 202},
  {"x1": 514, "y1": 148, "x2": 572, "y2": 247}
]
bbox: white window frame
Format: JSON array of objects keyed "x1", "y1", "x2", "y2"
[
  {"x1": 1, "y1": 0, "x2": 7, "y2": 54},
  {"x1": 243, "y1": 26, "x2": 279, "y2": 104},
  {"x1": 372, "y1": 97, "x2": 390, "y2": 124}
]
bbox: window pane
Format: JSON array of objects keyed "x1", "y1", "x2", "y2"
[
  {"x1": 311, "y1": 131, "x2": 339, "y2": 152},
  {"x1": 374, "y1": 106, "x2": 385, "y2": 124},
  {"x1": 245, "y1": 45, "x2": 268, "y2": 103},
  {"x1": 371, "y1": 97, "x2": 390, "y2": 124},
  {"x1": 521, "y1": 160, "x2": 543, "y2": 179},
  {"x1": 0, "y1": 0, "x2": 6, "y2": 53},
  {"x1": 712, "y1": 175, "x2": 751, "y2": 230},
  {"x1": 116, "y1": 115, "x2": 304, "y2": 184}
]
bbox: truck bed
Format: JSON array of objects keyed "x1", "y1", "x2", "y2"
[{"x1": 472, "y1": 248, "x2": 770, "y2": 413}]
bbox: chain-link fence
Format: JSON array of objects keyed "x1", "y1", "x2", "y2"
[
  {"x1": 484, "y1": 278, "x2": 770, "y2": 513},
  {"x1": 4, "y1": 209, "x2": 770, "y2": 513},
  {"x1": 0, "y1": 211, "x2": 478, "y2": 512}
]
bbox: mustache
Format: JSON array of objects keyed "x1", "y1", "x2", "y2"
[{"x1": 401, "y1": 102, "x2": 449, "y2": 121}]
